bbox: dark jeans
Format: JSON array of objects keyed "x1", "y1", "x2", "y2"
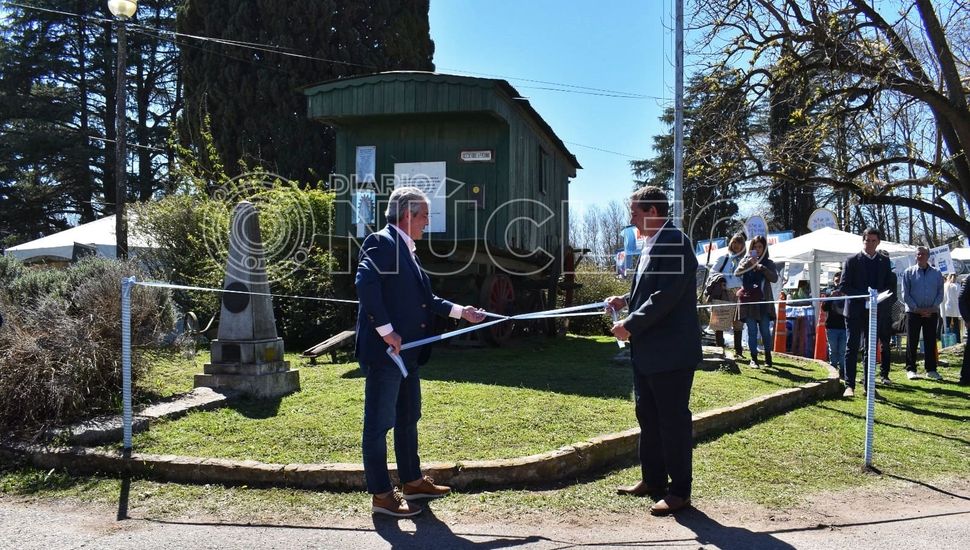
[
  {"x1": 361, "y1": 360, "x2": 423, "y2": 494},
  {"x1": 744, "y1": 315, "x2": 773, "y2": 364},
  {"x1": 905, "y1": 312, "x2": 939, "y2": 373},
  {"x1": 962, "y1": 326, "x2": 969, "y2": 384},
  {"x1": 845, "y1": 314, "x2": 890, "y2": 389},
  {"x1": 633, "y1": 368, "x2": 695, "y2": 499}
]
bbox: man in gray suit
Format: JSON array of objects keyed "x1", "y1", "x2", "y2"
[{"x1": 606, "y1": 185, "x2": 702, "y2": 516}]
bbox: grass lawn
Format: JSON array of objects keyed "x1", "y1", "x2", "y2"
[
  {"x1": 2, "y1": 360, "x2": 965, "y2": 518},
  {"x1": 120, "y1": 336, "x2": 828, "y2": 463}
]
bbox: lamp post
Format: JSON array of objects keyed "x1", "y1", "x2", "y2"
[{"x1": 109, "y1": 0, "x2": 137, "y2": 260}]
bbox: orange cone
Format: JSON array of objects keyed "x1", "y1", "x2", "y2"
[
  {"x1": 774, "y1": 292, "x2": 788, "y2": 353},
  {"x1": 814, "y1": 306, "x2": 828, "y2": 361}
]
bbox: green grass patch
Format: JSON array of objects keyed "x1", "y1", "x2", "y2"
[
  {"x1": 121, "y1": 336, "x2": 826, "y2": 463},
  {"x1": 3, "y1": 362, "x2": 965, "y2": 518}
]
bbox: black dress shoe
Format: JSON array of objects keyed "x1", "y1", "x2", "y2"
[{"x1": 617, "y1": 481, "x2": 666, "y2": 499}]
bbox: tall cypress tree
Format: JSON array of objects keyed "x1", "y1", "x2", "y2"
[{"x1": 177, "y1": 0, "x2": 435, "y2": 187}]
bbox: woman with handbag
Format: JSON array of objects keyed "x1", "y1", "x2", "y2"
[
  {"x1": 712, "y1": 233, "x2": 747, "y2": 358},
  {"x1": 735, "y1": 235, "x2": 779, "y2": 368}
]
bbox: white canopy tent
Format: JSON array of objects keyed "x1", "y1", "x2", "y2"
[
  {"x1": 952, "y1": 247, "x2": 970, "y2": 262},
  {"x1": 769, "y1": 226, "x2": 917, "y2": 306},
  {"x1": 4, "y1": 214, "x2": 153, "y2": 263}
]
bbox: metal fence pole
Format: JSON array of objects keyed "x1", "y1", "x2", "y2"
[
  {"x1": 121, "y1": 276, "x2": 136, "y2": 450},
  {"x1": 118, "y1": 276, "x2": 136, "y2": 521},
  {"x1": 863, "y1": 286, "x2": 878, "y2": 468}
]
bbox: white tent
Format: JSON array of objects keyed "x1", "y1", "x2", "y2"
[
  {"x1": 952, "y1": 247, "x2": 970, "y2": 262},
  {"x1": 4, "y1": 214, "x2": 153, "y2": 263},
  {"x1": 769, "y1": 226, "x2": 917, "y2": 307}
]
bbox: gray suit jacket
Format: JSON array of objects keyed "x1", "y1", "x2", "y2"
[{"x1": 623, "y1": 220, "x2": 702, "y2": 375}]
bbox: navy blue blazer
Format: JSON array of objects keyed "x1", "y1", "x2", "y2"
[
  {"x1": 623, "y1": 220, "x2": 702, "y2": 375},
  {"x1": 838, "y1": 251, "x2": 894, "y2": 320},
  {"x1": 354, "y1": 225, "x2": 455, "y2": 371}
]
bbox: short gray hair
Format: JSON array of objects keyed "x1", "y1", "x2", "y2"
[
  {"x1": 385, "y1": 186, "x2": 430, "y2": 223},
  {"x1": 916, "y1": 245, "x2": 930, "y2": 255}
]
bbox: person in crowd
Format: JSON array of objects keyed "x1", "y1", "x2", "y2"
[
  {"x1": 355, "y1": 186, "x2": 486, "y2": 518},
  {"x1": 901, "y1": 246, "x2": 944, "y2": 380},
  {"x1": 735, "y1": 235, "x2": 778, "y2": 368},
  {"x1": 606, "y1": 185, "x2": 701, "y2": 516},
  {"x1": 959, "y1": 275, "x2": 969, "y2": 386},
  {"x1": 838, "y1": 228, "x2": 895, "y2": 397},
  {"x1": 711, "y1": 233, "x2": 747, "y2": 358},
  {"x1": 822, "y1": 271, "x2": 848, "y2": 381},
  {"x1": 791, "y1": 280, "x2": 812, "y2": 302},
  {"x1": 941, "y1": 273, "x2": 962, "y2": 344}
]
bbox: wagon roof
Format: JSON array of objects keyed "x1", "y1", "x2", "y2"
[{"x1": 302, "y1": 71, "x2": 581, "y2": 170}]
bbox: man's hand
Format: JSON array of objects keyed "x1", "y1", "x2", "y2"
[
  {"x1": 383, "y1": 331, "x2": 402, "y2": 355},
  {"x1": 605, "y1": 295, "x2": 627, "y2": 313},
  {"x1": 461, "y1": 305, "x2": 486, "y2": 323},
  {"x1": 611, "y1": 321, "x2": 631, "y2": 342}
]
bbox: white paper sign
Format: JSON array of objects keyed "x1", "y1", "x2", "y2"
[
  {"x1": 356, "y1": 145, "x2": 376, "y2": 184},
  {"x1": 744, "y1": 215, "x2": 768, "y2": 239},
  {"x1": 393, "y1": 161, "x2": 447, "y2": 233},
  {"x1": 807, "y1": 208, "x2": 838, "y2": 232},
  {"x1": 929, "y1": 245, "x2": 953, "y2": 273}
]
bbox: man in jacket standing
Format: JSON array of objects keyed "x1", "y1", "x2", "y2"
[
  {"x1": 355, "y1": 186, "x2": 486, "y2": 518},
  {"x1": 606, "y1": 185, "x2": 702, "y2": 516},
  {"x1": 838, "y1": 228, "x2": 895, "y2": 397}
]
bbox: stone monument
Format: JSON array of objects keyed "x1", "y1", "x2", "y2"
[{"x1": 195, "y1": 201, "x2": 300, "y2": 398}]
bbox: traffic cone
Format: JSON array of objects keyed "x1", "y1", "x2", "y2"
[
  {"x1": 774, "y1": 292, "x2": 788, "y2": 353},
  {"x1": 814, "y1": 305, "x2": 828, "y2": 361}
]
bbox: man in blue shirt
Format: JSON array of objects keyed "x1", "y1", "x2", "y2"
[{"x1": 901, "y1": 246, "x2": 944, "y2": 380}]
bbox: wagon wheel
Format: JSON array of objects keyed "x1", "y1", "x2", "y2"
[
  {"x1": 480, "y1": 273, "x2": 515, "y2": 345},
  {"x1": 516, "y1": 288, "x2": 554, "y2": 337}
]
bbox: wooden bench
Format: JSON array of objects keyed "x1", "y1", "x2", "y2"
[{"x1": 301, "y1": 329, "x2": 356, "y2": 364}]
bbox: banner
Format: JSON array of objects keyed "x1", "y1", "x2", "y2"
[
  {"x1": 695, "y1": 237, "x2": 727, "y2": 256},
  {"x1": 807, "y1": 208, "x2": 838, "y2": 232},
  {"x1": 929, "y1": 245, "x2": 954, "y2": 273}
]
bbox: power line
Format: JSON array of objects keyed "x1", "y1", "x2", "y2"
[
  {"x1": 6, "y1": 1, "x2": 655, "y2": 101},
  {"x1": 563, "y1": 141, "x2": 639, "y2": 158}
]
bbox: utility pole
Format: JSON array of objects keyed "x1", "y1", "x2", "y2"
[{"x1": 673, "y1": 0, "x2": 684, "y2": 227}]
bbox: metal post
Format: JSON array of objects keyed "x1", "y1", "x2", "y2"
[
  {"x1": 115, "y1": 19, "x2": 128, "y2": 260},
  {"x1": 118, "y1": 275, "x2": 135, "y2": 520},
  {"x1": 121, "y1": 276, "x2": 135, "y2": 449},
  {"x1": 863, "y1": 286, "x2": 878, "y2": 468},
  {"x1": 672, "y1": 0, "x2": 684, "y2": 227}
]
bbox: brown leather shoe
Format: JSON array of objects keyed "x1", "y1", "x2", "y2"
[
  {"x1": 402, "y1": 475, "x2": 451, "y2": 500},
  {"x1": 616, "y1": 481, "x2": 666, "y2": 499},
  {"x1": 372, "y1": 489, "x2": 422, "y2": 517},
  {"x1": 649, "y1": 494, "x2": 691, "y2": 516}
]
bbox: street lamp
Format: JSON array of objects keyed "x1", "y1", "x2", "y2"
[{"x1": 109, "y1": 0, "x2": 137, "y2": 260}]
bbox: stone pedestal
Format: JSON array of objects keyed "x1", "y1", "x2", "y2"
[{"x1": 195, "y1": 201, "x2": 300, "y2": 398}]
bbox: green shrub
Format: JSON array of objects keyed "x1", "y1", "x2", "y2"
[
  {"x1": 563, "y1": 263, "x2": 630, "y2": 336},
  {"x1": 130, "y1": 172, "x2": 340, "y2": 348},
  {"x1": 0, "y1": 257, "x2": 174, "y2": 434}
]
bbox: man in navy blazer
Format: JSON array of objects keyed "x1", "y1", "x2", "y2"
[
  {"x1": 837, "y1": 228, "x2": 894, "y2": 397},
  {"x1": 606, "y1": 185, "x2": 701, "y2": 516},
  {"x1": 355, "y1": 186, "x2": 485, "y2": 518}
]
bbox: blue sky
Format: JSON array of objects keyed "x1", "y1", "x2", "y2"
[{"x1": 429, "y1": 0, "x2": 673, "y2": 213}]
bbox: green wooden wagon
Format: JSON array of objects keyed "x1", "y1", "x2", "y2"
[{"x1": 304, "y1": 72, "x2": 582, "y2": 343}]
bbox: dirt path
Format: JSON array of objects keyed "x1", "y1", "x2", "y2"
[{"x1": 2, "y1": 476, "x2": 968, "y2": 549}]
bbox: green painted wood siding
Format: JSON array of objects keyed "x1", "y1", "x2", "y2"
[{"x1": 306, "y1": 73, "x2": 578, "y2": 262}]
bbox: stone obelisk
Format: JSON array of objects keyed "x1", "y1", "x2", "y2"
[{"x1": 195, "y1": 201, "x2": 300, "y2": 398}]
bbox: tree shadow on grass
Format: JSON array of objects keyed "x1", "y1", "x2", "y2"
[
  {"x1": 341, "y1": 336, "x2": 635, "y2": 399},
  {"x1": 224, "y1": 397, "x2": 282, "y2": 419},
  {"x1": 880, "y1": 399, "x2": 970, "y2": 422},
  {"x1": 815, "y1": 403, "x2": 970, "y2": 446}
]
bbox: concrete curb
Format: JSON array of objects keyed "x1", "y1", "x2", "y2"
[
  {"x1": 1, "y1": 354, "x2": 840, "y2": 491},
  {"x1": 46, "y1": 388, "x2": 232, "y2": 446}
]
